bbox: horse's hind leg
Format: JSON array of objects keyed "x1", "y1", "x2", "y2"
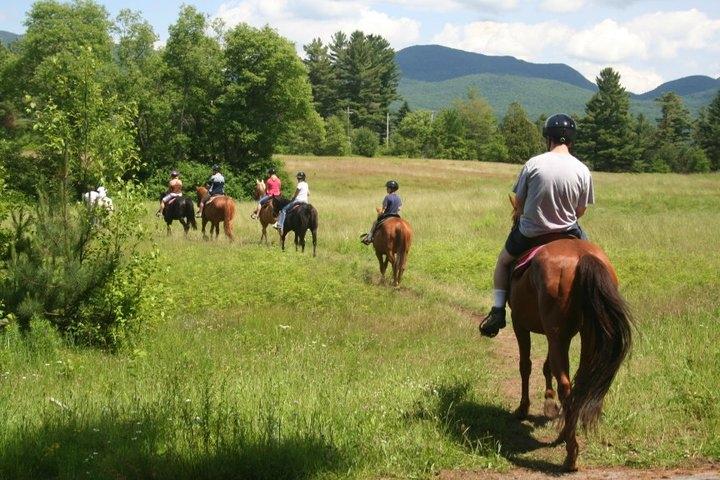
[
  {"x1": 202, "y1": 219, "x2": 209, "y2": 240},
  {"x1": 166, "y1": 221, "x2": 172, "y2": 236},
  {"x1": 180, "y1": 219, "x2": 189, "y2": 236},
  {"x1": 311, "y1": 229, "x2": 317, "y2": 257},
  {"x1": 513, "y1": 324, "x2": 532, "y2": 419},
  {"x1": 547, "y1": 336, "x2": 578, "y2": 470},
  {"x1": 543, "y1": 353, "x2": 560, "y2": 419}
]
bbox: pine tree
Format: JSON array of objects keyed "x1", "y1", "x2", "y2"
[
  {"x1": 696, "y1": 91, "x2": 720, "y2": 170},
  {"x1": 501, "y1": 102, "x2": 544, "y2": 163},
  {"x1": 575, "y1": 68, "x2": 635, "y2": 171},
  {"x1": 655, "y1": 92, "x2": 692, "y2": 147},
  {"x1": 303, "y1": 38, "x2": 336, "y2": 118}
]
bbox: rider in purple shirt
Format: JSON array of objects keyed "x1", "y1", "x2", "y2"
[{"x1": 361, "y1": 180, "x2": 402, "y2": 245}]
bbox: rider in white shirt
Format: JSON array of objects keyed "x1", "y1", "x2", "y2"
[{"x1": 273, "y1": 171, "x2": 309, "y2": 234}]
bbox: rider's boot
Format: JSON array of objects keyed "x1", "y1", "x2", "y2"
[{"x1": 479, "y1": 307, "x2": 506, "y2": 338}]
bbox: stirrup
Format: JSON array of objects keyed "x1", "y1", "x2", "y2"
[{"x1": 479, "y1": 307, "x2": 506, "y2": 338}]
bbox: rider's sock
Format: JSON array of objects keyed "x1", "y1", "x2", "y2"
[{"x1": 492, "y1": 289, "x2": 507, "y2": 309}]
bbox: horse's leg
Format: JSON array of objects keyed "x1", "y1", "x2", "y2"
[
  {"x1": 375, "y1": 251, "x2": 385, "y2": 283},
  {"x1": 548, "y1": 336, "x2": 578, "y2": 470},
  {"x1": 311, "y1": 228, "x2": 317, "y2": 257},
  {"x1": 513, "y1": 325, "x2": 532, "y2": 419},
  {"x1": 294, "y1": 232, "x2": 299, "y2": 252},
  {"x1": 300, "y1": 231, "x2": 306, "y2": 253},
  {"x1": 543, "y1": 353, "x2": 560, "y2": 419},
  {"x1": 202, "y1": 218, "x2": 208, "y2": 240},
  {"x1": 179, "y1": 218, "x2": 189, "y2": 236},
  {"x1": 166, "y1": 220, "x2": 172, "y2": 236},
  {"x1": 280, "y1": 232, "x2": 286, "y2": 251},
  {"x1": 260, "y1": 225, "x2": 267, "y2": 245}
]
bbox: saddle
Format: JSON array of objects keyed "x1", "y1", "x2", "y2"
[
  {"x1": 512, "y1": 232, "x2": 581, "y2": 278},
  {"x1": 372, "y1": 213, "x2": 400, "y2": 233},
  {"x1": 166, "y1": 196, "x2": 179, "y2": 206}
]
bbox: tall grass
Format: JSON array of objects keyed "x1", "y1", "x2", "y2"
[{"x1": 0, "y1": 156, "x2": 718, "y2": 478}]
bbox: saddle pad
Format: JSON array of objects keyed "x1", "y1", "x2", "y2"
[
  {"x1": 206, "y1": 195, "x2": 225, "y2": 206},
  {"x1": 512, "y1": 245, "x2": 545, "y2": 277}
]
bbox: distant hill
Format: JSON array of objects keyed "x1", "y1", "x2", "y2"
[
  {"x1": 398, "y1": 74, "x2": 719, "y2": 120},
  {"x1": 0, "y1": 30, "x2": 21, "y2": 46},
  {"x1": 395, "y1": 45, "x2": 719, "y2": 118},
  {"x1": 635, "y1": 75, "x2": 720, "y2": 100},
  {"x1": 396, "y1": 45, "x2": 597, "y2": 91}
]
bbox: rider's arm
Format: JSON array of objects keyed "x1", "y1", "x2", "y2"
[{"x1": 291, "y1": 187, "x2": 300, "y2": 201}]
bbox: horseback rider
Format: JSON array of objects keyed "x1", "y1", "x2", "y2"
[
  {"x1": 197, "y1": 164, "x2": 225, "y2": 218},
  {"x1": 252, "y1": 167, "x2": 281, "y2": 218},
  {"x1": 272, "y1": 171, "x2": 308, "y2": 234},
  {"x1": 360, "y1": 180, "x2": 402, "y2": 245},
  {"x1": 156, "y1": 170, "x2": 183, "y2": 217},
  {"x1": 479, "y1": 113, "x2": 594, "y2": 338}
]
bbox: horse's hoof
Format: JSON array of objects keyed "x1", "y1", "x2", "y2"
[
  {"x1": 543, "y1": 398, "x2": 561, "y2": 419},
  {"x1": 513, "y1": 406, "x2": 529, "y2": 420},
  {"x1": 562, "y1": 458, "x2": 578, "y2": 472}
]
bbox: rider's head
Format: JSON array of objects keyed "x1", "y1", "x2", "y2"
[
  {"x1": 268, "y1": 168, "x2": 276, "y2": 176},
  {"x1": 97, "y1": 186, "x2": 107, "y2": 197},
  {"x1": 385, "y1": 180, "x2": 399, "y2": 192},
  {"x1": 170, "y1": 170, "x2": 179, "y2": 178},
  {"x1": 296, "y1": 171, "x2": 306, "y2": 181},
  {"x1": 543, "y1": 114, "x2": 576, "y2": 148},
  {"x1": 212, "y1": 164, "x2": 221, "y2": 173}
]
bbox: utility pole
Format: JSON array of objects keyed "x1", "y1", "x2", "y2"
[
  {"x1": 346, "y1": 105, "x2": 352, "y2": 153},
  {"x1": 386, "y1": 112, "x2": 390, "y2": 148}
]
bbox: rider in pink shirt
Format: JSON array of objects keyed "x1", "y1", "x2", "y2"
[{"x1": 253, "y1": 168, "x2": 282, "y2": 217}]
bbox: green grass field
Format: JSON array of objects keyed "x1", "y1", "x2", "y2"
[{"x1": 1, "y1": 155, "x2": 719, "y2": 479}]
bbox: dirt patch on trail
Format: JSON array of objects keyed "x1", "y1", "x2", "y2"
[{"x1": 438, "y1": 463, "x2": 720, "y2": 480}]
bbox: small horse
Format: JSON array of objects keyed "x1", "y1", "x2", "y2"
[
  {"x1": 506, "y1": 195, "x2": 633, "y2": 471},
  {"x1": 252, "y1": 179, "x2": 278, "y2": 245},
  {"x1": 161, "y1": 195, "x2": 196, "y2": 236},
  {"x1": 195, "y1": 186, "x2": 235, "y2": 241},
  {"x1": 270, "y1": 197, "x2": 318, "y2": 256},
  {"x1": 372, "y1": 216, "x2": 413, "y2": 286}
]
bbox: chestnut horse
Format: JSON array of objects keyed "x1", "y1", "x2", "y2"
[
  {"x1": 372, "y1": 216, "x2": 413, "y2": 286},
  {"x1": 252, "y1": 179, "x2": 277, "y2": 245},
  {"x1": 195, "y1": 186, "x2": 235, "y2": 241},
  {"x1": 506, "y1": 195, "x2": 632, "y2": 471}
]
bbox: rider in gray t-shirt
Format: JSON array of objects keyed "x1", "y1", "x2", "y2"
[{"x1": 479, "y1": 114, "x2": 594, "y2": 338}]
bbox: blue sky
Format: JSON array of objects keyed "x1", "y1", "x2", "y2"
[{"x1": 2, "y1": 0, "x2": 720, "y2": 93}]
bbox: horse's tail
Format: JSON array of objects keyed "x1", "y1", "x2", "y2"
[
  {"x1": 223, "y1": 198, "x2": 235, "y2": 240},
  {"x1": 186, "y1": 199, "x2": 197, "y2": 230},
  {"x1": 393, "y1": 221, "x2": 411, "y2": 284},
  {"x1": 309, "y1": 205, "x2": 318, "y2": 256},
  {"x1": 565, "y1": 254, "x2": 633, "y2": 432}
]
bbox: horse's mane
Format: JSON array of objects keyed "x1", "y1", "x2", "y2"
[{"x1": 272, "y1": 196, "x2": 292, "y2": 208}]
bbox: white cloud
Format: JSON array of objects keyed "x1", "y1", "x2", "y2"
[
  {"x1": 575, "y1": 61, "x2": 664, "y2": 94},
  {"x1": 378, "y1": 0, "x2": 518, "y2": 11},
  {"x1": 566, "y1": 19, "x2": 647, "y2": 63},
  {"x1": 214, "y1": 0, "x2": 421, "y2": 51},
  {"x1": 627, "y1": 9, "x2": 720, "y2": 59},
  {"x1": 433, "y1": 21, "x2": 572, "y2": 61},
  {"x1": 540, "y1": 0, "x2": 586, "y2": 14}
]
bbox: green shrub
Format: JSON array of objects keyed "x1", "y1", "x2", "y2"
[
  {"x1": 322, "y1": 116, "x2": 350, "y2": 156},
  {"x1": 352, "y1": 127, "x2": 379, "y2": 157},
  {"x1": 0, "y1": 184, "x2": 165, "y2": 348}
]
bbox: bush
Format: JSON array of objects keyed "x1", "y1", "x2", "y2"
[
  {"x1": 352, "y1": 127, "x2": 379, "y2": 157},
  {"x1": 322, "y1": 116, "x2": 350, "y2": 156},
  {"x1": 0, "y1": 184, "x2": 165, "y2": 348}
]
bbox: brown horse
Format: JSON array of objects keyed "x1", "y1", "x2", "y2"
[
  {"x1": 195, "y1": 186, "x2": 235, "y2": 241},
  {"x1": 372, "y1": 216, "x2": 413, "y2": 286},
  {"x1": 506, "y1": 195, "x2": 633, "y2": 471},
  {"x1": 251, "y1": 179, "x2": 277, "y2": 245}
]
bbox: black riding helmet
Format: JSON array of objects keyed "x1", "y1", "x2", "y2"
[
  {"x1": 170, "y1": 170, "x2": 179, "y2": 178},
  {"x1": 386, "y1": 180, "x2": 399, "y2": 192},
  {"x1": 543, "y1": 114, "x2": 576, "y2": 144},
  {"x1": 268, "y1": 167, "x2": 276, "y2": 175},
  {"x1": 212, "y1": 164, "x2": 221, "y2": 172},
  {"x1": 296, "y1": 171, "x2": 306, "y2": 180}
]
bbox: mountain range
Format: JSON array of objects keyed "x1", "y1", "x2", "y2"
[
  {"x1": 0, "y1": 30, "x2": 20, "y2": 46},
  {"x1": 396, "y1": 45, "x2": 720, "y2": 119}
]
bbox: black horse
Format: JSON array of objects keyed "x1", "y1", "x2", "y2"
[
  {"x1": 270, "y1": 197, "x2": 318, "y2": 257},
  {"x1": 161, "y1": 195, "x2": 197, "y2": 236}
]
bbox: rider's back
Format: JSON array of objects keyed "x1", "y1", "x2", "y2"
[{"x1": 515, "y1": 152, "x2": 593, "y2": 237}]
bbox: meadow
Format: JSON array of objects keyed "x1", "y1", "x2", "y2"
[{"x1": 0, "y1": 155, "x2": 718, "y2": 479}]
